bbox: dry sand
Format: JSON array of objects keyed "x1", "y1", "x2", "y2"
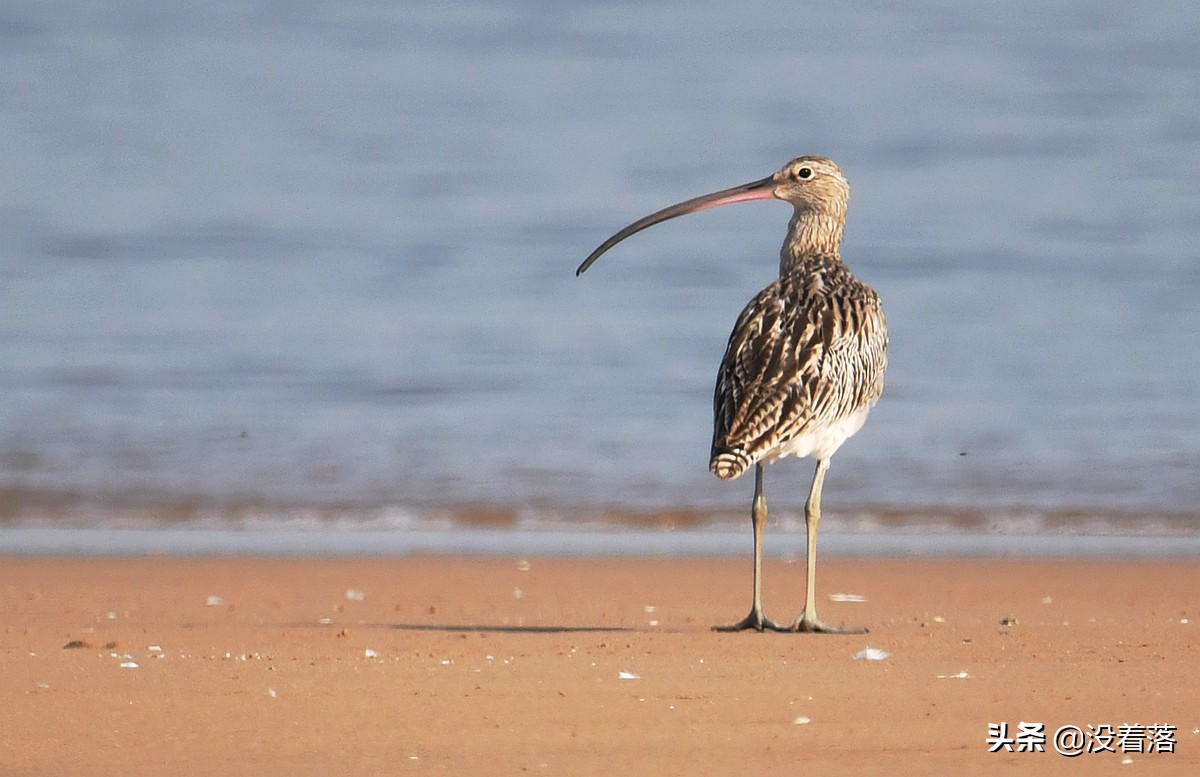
[{"x1": 2, "y1": 555, "x2": 1196, "y2": 775}]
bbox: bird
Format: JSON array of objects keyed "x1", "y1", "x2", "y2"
[{"x1": 576, "y1": 155, "x2": 887, "y2": 633}]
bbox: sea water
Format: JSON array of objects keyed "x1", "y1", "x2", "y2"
[{"x1": 2, "y1": 2, "x2": 1198, "y2": 547}]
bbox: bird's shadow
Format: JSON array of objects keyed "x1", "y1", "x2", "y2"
[{"x1": 389, "y1": 623, "x2": 633, "y2": 634}]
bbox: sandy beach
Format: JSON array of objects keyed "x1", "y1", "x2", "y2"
[{"x1": 2, "y1": 555, "x2": 1196, "y2": 775}]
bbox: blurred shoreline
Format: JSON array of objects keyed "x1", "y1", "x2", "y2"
[{"x1": 3, "y1": 499, "x2": 1197, "y2": 559}]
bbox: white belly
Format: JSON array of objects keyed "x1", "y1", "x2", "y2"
[{"x1": 765, "y1": 405, "x2": 872, "y2": 463}]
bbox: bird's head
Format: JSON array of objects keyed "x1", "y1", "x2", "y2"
[{"x1": 769, "y1": 156, "x2": 849, "y2": 220}]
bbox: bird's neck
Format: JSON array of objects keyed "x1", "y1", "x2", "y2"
[{"x1": 779, "y1": 211, "x2": 844, "y2": 276}]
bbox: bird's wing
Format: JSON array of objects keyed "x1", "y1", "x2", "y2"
[
  {"x1": 711, "y1": 277, "x2": 825, "y2": 466},
  {"x1": 710, "y1": 270, "x2": 886, "y2": 478}
]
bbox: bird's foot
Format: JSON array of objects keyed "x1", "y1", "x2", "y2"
[
  {"x1": 787, "y1": 612, "x2": 868, "y2": 634},
  {"x1": 712, "y1": 610, "x2": 787, "y2": 633}
]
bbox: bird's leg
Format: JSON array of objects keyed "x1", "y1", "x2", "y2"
[
  {"x1": 714, "y1": 464, "x2": 784, "y2": 632},
  {"x1": 789, "y1": 459, "x2": 867, "y2": 634}
]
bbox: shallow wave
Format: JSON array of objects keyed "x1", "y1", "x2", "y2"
[{"x1": 2, "y1": 485, "x2": 1196, "y2": 539}]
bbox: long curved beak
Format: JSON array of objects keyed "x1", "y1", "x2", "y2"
[{"x1": 576, "y1": 175, "x2": 777, "y2": 276}]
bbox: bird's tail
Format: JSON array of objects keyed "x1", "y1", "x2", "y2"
[{"x1": 710, "y1": 448, "x2": 753, "y2": 481}]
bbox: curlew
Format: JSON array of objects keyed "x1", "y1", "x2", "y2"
[{"x1": 577, "y1": 156, "x2": 887, "y2": 633}]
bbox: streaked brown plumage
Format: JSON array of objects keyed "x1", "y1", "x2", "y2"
[
  {"x1": 578, "y1": 155, "x2": 887, "y2": 634},
  {"x1": 712, "y1": 252, "x2": 887, "y2": 480}
]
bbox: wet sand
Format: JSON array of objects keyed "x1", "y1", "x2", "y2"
[{"x1": 2, "y1": 556, "x2": 1196, "y2": 774}]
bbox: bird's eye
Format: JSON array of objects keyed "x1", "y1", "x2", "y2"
[{"x1": 797, "y1": 167, "x2": 813, "y2": 179}]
